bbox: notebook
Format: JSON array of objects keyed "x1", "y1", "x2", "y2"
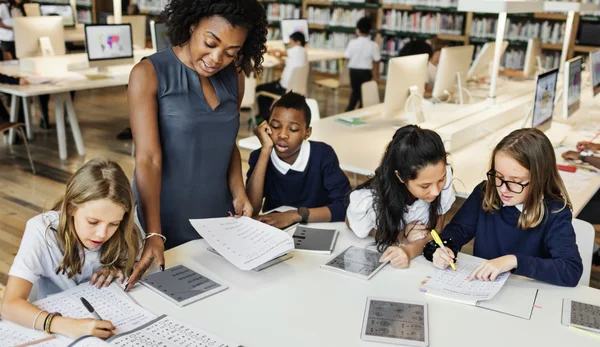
[{"x1": 292, "y1": 225, "x2": 339, "y2": 254}]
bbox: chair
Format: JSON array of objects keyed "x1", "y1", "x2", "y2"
[
  {"x1": 242, "y1": 73, "x2": 259, "y2": 128},
  {"x1": 305, "y1": 98, "x2": 321, "y2": 121},
  {"x1": 24, "y1": 3, "x2": 41, "y2": 16},
  {"x1": 361, "y1": 80, "x2": 381, "y2": 108},
  {"x1": 313, "y1": 63, "x2": 349, "y2": 114},
  {"x1": 572, "y1": 219, "x2": 595, "y2": 286},
  {"x1": 107, "y1": 15, "x2": 147, "y2": 49},
  {"x1": 1, "y1": 122, "x2": 36, "y2": 174}
]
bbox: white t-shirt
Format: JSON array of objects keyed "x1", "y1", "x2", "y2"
[
  {"x1": 8, "y1": 211, "x2": 103, "y2": 299},
  {"x1": 280, "y1": 45, "x2": 307, "y2": 89},
  {"x1": 344, "y1": 36, "x2": 381, "y2": 70},
  {"x1": 0, "y1": 4, "x2": 22, "y2": 42},
  {"x1": 427, "y1": 61, "x2": 437, "y2": 86},
  {"x1": 347, "y1": 165, "x2": 456, "y2": 238}
]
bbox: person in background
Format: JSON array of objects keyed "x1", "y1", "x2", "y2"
[
  {"x1": 398, "y1": 38, "x2": 446, "y2": 98},
  {"x1": 0, "y1": 0, "x2": 24, "y2": 61},
  {"x1": 0, "y1": 73, "x2": 28, "y2": 124},
  {"x1": 344, "y1": 16, "x2": 380, "y2": 111}
]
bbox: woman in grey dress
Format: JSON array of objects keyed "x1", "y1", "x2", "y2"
[{"x1": 125, "y1": 0, "x2": 268, "y2": 290}]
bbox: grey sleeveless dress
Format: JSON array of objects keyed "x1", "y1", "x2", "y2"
[{"x1": 133, "y1": 48, "x2": 240, "y2": 249}]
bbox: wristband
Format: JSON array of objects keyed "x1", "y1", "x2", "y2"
[
  {"x1": 423, "y1": 237, "x2": 458, "y2": 262},
  {"x1": 144, "y1": 233, "x2": 166, "y2": 243},
  {"x1": 43, "y1": 312, "x2": 62, "y2": 334},
  {"x1": 32, "y1": 309, "x2": 46, "y2": 330}
]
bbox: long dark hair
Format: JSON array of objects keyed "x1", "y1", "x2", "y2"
[
  {"x1": 8, "y1": 0, "x2": 26, "y2": 17},
  {"x1": 354, "y1": 125, "x2": 448, "y2": 251}
]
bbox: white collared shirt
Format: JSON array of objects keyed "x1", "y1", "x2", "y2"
[
  {"x1": 280, "y1": 46, "x2": 307, "y2": 89},
  {"x1": 504, "y1": 203, "x2": 524, "y2": 212},
  {"x1": 344, "y1": 36, "x2": 381, "y2": 70},
  {"x1": 270, "y1": 141, "x2": 311, "y2": 175}
]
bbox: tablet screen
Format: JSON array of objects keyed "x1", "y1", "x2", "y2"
[
  {"x1": 364, "y1": 300, "x2": 426, "y2": 342},
  {"x1": 325, "y1": 246, "x2": 382, "y2": 277}
]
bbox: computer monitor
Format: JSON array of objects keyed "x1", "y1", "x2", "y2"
[
  {"x1": 84, "y1": 24, "x2": 134, "y2": 70},
  {"x1": 14, "y1": 17, "x2": 65, "y2": 58},
  {"x1": 523, "y1": 38, "x2": 542, "y2": 78},
  {"x1": 382, "y1": 54, "x2": 429, "y2": 120},
  {"x1": 591, "y1": 49, "x2": 600, "y2": 96},
  {"x1": 532, "y1": 68, "x2": 558, "y2": 131},
  {"x1": 562, "y1": 56, "x2": 583, "y2": 119},
  {"x1": 24, "y1": 3, "x2": 41, "y2": 17},
  {"x1": 107, "y1": 15, "x2": 146, "y2": 49},
  {"x1": 40, "y1": 4, "x2": 75, "y2": 27},
  {"x1": 150, "y1": 21, "x2": 171, "y2": 52},
  {"x1": 432, "y1": 45, "x2": 475, "y2": 102},
  {"x1": 467, "y1": 41, "x2": 508, "y2": 80},
  {"x1": 281, "y1": 19, "x2": 309, "y2": 45}
]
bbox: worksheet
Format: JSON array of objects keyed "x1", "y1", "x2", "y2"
[{"x1": 0, "y1": 320, "x2": 62, "y2": 347}]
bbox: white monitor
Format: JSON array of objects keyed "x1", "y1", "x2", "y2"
[
  {"x1": 281, "y1": 19, "x2": 309, "y2": 45},
  {"x1": 523, "y1": 38, "x2": 542, "y2": 78},
  {"x1": 14, "y1": 17, "x2": 65, "y2": 58},
  {"x1": 107, "y1": 15, "x2": 146, "y2": 49},
  {"x1": 150, "y1": 21, "x2": 171, "y2": 52},
  {"x1": 591, "y1": 49, "x2": 600, "y2": 97},
  {"x1": 40, "y1": 4, "x2": 75, "y2": 27},
  {"x1": 382, "y1": 54, "x2": 429, "y2": 120},
  {"x1": 84, "y1": 24, "x2": 134, "y2": 69},
  {"x1": 432, "y1": 45, "x2": 475, "y2": 101},
  {"x1": 24, "y1": 3, "x2": 41, "y2": 17},
  {"x1": 467, "y1": 40, "x2": 508, "y2": 80},
  {"x1": 562, "y1": 56, "x2": 583, "y2": 119},
  {"x1": 532, "y1": 68, "x2": 558, "y2": 131}
]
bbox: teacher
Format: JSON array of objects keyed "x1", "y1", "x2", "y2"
[{"x1": 126, "y1": 0, "x2": 268, "y2": 289}]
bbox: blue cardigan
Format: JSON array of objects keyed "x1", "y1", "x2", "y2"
[
  {"x1": 442, "y1": 182, "x2": 583, "y2": 287},
  {"x1": 247, "y1": 141, "x2": 351, "y2": 222}
]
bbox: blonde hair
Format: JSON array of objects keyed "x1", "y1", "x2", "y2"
[
  {"x1": 482, "y1": 128, "x2": 572, "y2": 229},
  {"x1": 51, "y1": 158, "x2": 141, "y2": 278}
]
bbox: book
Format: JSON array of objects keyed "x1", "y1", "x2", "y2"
[
  {"x1": 334, "y1": 117, "x2": 369, "y2": 127},
  {"x1": 292, "y1": 225, "x2": 339, "y2": 254}
]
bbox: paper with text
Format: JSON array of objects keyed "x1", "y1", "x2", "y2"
[
  {"x1": 0, "y1": 320, "x2": 62, "y2": 347},
  {"x1": 422, "y1": 257, "x2": 509, "y2": 305},
  {"x1": 190, "y1": 216, "x2": 294, "y2": 270},
  {"x1": 33, "y1": 283, "x2": 156, "y2": 334}
]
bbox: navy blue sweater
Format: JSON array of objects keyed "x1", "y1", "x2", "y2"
[
  {"x1": 442, "y1": 182, "x2": 583, "y2": 287},
  {"x1": 247, "y1": 141, "x2": 351, "y2": 222}
]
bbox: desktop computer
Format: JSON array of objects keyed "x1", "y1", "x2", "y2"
[
  {"x1": 84, "y1": 24, "x2": 134, "y2": 72},
  {"x1": 523, "y1": 38, "x2": 542, "y2": 78},
  {"x1": 151, "y1": 21, "x2": 171, "y2": 52},
  {"x1": 40, "y1": 4, "x2": 75, "y2": 28},
  {"x1": 281, "y1": 19, "x2": 309, "y2": 45},
  {"x1": 432, "y1": 45, "x2": 475, "y2": 103},
  {"x1": 382, "y1": 54, "x2": 429, "y2": 122},
  {"x1": 14, "y1": 17, "x2": 65, "y2": 58},
  {"x1": 24, "y1": 3, "x2": 41, "y2": 17},
  {"x1": 562, "y1": 56, "x2": 583, "y2": 120},
  {"x1": 468, "y1": 41, "x2": 509, "y2": 81},
  {"x1": 531, "y1": 68, "x2": 559, "y2": 132},
  {"x1": 591, "y1": 49, "x2": 600, "y2": 97},
  {"x1": 107, "y1": 15, "x2": 146, "y2": 49}
]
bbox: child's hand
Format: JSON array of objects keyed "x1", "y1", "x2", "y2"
[
  {"x1": 232, "y1": 194, "x2": 253, "y2": 217},
  {"x1": 71, "y1": 318, "x2": 116, "y2": 339},
  {"x1": 432, "y1": 247, "x2": 455, "y2": 270},
  {"x1": 253, "y1": 121, "x2": 274, "y2": 151},
  {"x1": 467, "y1": 255, "x2": 517, "y2": 281},
  {"x1": 562, "y1": 150, "x2": 581, "y2": 161},
  {"x1": 403, "y1": 221, "x2": 429, "y2": 243},
  {"x1": 379, "y1": 246, "x2": 410, "y2": 269},
  {"x1": 19, "y1": 78, "x2": 29, "y2": 86},
  {"x1": 90, "y1": 268, "x2": 125, "y2": 289},
  {"x1": 577, "y1": 141, "x2": 600, "y2": 152},
  {"x1": 255, "y1": 211, "x2": 300, "y2": 229}
]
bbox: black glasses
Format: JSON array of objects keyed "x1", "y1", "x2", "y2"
[{"x1": 486, "y1": 170, "x2": 530, "y2": 194}]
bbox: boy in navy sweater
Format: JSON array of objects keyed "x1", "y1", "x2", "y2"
[
  {"x1": 246, "y1": 92, "x2": 351, "y2": 228},
  {"x1": 432, "y1": 128, "x2": 583, "y2": 287}
]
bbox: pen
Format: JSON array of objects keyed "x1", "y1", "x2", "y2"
[
  {"x1": 80, "y1": 297, "x2": 103, "y2": 320},
  {"x1": 430, "y1": 229, "x2": 456, "y2": 271}
]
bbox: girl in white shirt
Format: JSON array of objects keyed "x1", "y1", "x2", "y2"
[
  {"x1": 0, "y1": 0, "x2": 25, "y2": 60},
  {"x1": 1, "y1": 158, "x2": 143, "y2": 339},
  {"x1": 346, "y1": 125, "x2": 455, "y2": 269}
]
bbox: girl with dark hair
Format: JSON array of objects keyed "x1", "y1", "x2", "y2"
[
  {"x1": 0, "y1": 0, "x2": 25, "y2": 60},
  {"x1": 346, "y1": 125, "x2": 455, "y2": 269},
  {"x1": 126, "y1": 0, "x2": 268, "y2": 290}
]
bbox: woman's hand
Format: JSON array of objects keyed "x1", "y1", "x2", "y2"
[
  {"x1": 577, "y1": 141, "x2": 600, "y2": 152},
  {"x1": 254, "y1": 121, "x2": 274, "y2": 151},
  {"x1": 64, "y1": 317, "x2": 116, "y2": 339},
  {"x1": 125, "y1": 236, "x2": 165, "y2": 292},
  {"x1": 379, "y1": 246, "x2": 410, "y2": 269},
  {"x1": 562, "y1": 150, "x2": 581, "y2": 161},
  {"x1": 255, "y1": 211, "x2": 299, "y2": 229},
  {"x1": 467, "y1": 255, "x2": 517, "y2": 281},
  {"x1": 432, "y1": 247, "x2": 455, "y2": 270},
  {"x1": 403, "y1": 221, "x2": 429, "y2": 243},
  {"x1": 232, "y1": 194, "x2": 253, "y2": 217},
  {"x1": 90, "y1": 268, "x2": 125, "y2": 289}
]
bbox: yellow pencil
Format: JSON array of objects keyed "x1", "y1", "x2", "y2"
[
  {"x1": 430, "y1": 229, "x2": 456, "y2": 271},
  {"x1": 569, "y1": 326, "x2": 600, "y2": 340}
]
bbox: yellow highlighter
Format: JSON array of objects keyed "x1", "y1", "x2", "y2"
[{"x1": 430, "y1": 229, "x2": 456, "y2": 271}]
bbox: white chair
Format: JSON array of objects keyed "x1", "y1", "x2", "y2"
[
  {"x1": 361, "y1": 80, "x2": 381, "y2": 108},
  {"x1": 572, "y1": 218, "x2": 595, "y2": 286},
  {"x1": 242, "y1": 73, "x2": 259, "y2": 128},
  {"x1": 306, "y1": 98, "x2": 320, "y2": 122},
  {"x1": 108, "y1": 15, "x2": 147, "y2": 49},
  {"x1": 313, "y1": 63, "x2": 349, "y2": 114}
]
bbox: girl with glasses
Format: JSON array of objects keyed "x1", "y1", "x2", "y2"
[{"x1": 430, "y1": 128, "x2": 583, "y2": 287}]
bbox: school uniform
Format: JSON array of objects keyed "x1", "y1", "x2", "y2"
[
  {"x1": 347, "y1": 165, "x2": 455, "y2": 238},
  {"x1": 344, "y1": 36, "x2": 381, "y2": 111},
  {"x1": 247, "y1": 140, "x2": 351, "y2": 221},
  {"x1": 256, "y1": 45, "x2": 307, "y2": 120},
  {"x1": 8, "y1": 211, "x2": 103, "y2": 299},
  {"x1": 426, "y1": 61, "x2": 437, "y2": 86},
  {"x1": 441, "y1": 182, "x2": 583, "y2": 287},
  {"x1": 0, "y1": 3, "x2": 22, "y2": 58}
]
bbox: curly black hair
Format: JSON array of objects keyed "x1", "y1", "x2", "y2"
[{"x1": 162, "y1": 0, "x2": 268, "y2": 76}]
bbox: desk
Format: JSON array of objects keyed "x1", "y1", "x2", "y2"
[
  {"x1": 127, "y1": 221, "x2": 600, "y2": 347},
  {"x1": 0, "y1": 49, "x2": 154, "y2": 160},
  {"x1": 261, "y1": 46, "x2": 345, "y2": 82}
]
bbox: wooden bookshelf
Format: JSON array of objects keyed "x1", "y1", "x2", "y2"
[
  {"x1": 381, "y1": 3, "x2": 412, "y2": 11},
  {"x1": 574, "y1": 45, "x2": 600, "y2": 53},
  {"x1": 534, "y1": 13, "x2": 568, "y2": 21},
  {"x1": 437, "y1": 34, "x2": 468, "y2": 42},
  {"x1": 541, "y1": 43, "x2": 563, "y2": 51}
]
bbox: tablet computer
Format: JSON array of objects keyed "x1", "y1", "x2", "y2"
[
  {"x1": 361, "y1": 297, "x2": 429, "y2": 346},
  {"x1": 561, "y1": 299, "x2": 600, "y2": 334},
  {"x1": 320, "y1": 246, "x2": 386, "y2": 280}
]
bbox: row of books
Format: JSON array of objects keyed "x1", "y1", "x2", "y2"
[
  {"x1": 381, "y1": 0, "x2": 458, "y2": 7},
  {"x1": 75, "y1": 0, "x2": 92, "y2": 6},
  {"x1": 77, "y1": 9, "x2": 92, "y2": 24},
  {"x1": 380, "y1": 36, "x2": 411, "y2": 56},
  {"x1": 307, "y1": 7, "x2": 366, "y2": 27},
  {"x1": 267, "y1": 28, "x2": 282, "y2": 41},
  {"x1": 137, "y1": 0, "x2": 168, "y2": 14},
  {"x1": 581, "y1": 0, "x2": 600, "y2": 15},
  {"x1": 470, "y1": 18, "x2": 565, "y2": 45},
  {"x1": 382, "y1": 10, "x2": 465, "y2": 35},
  {"x1": 499, "y1": 48, "x2": 560, "y2": 71},
  {"x1": 309, "y1": 31, "x2": 356, "y2": 50},
  {"x1": 265, "y1": 3, "x2": 301, "y2": 22}
]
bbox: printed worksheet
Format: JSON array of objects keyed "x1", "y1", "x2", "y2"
[
  {"x1": 33, "y1": 283, "x2": 156, "y2": 334},
  {"x1": 422, "y1": 257, "x2": 509, "y2": 304},
  {"x1": 0, "y1": 320, "x2": 63, "y2": 347},
  {"x1": 189, "y1": 216, "x2": 294, "y2": 270}
]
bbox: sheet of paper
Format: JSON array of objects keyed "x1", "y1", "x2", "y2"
[
  {"x1": 33, "y1": 283, "x2": 156, "y2": 334},
  {"x1": 477, "y1": 285, "x2": 538, "y2": 320},
  {"x1": 68, "y1": 336, "x2": 112, "y2": 347},
  {"x1": 107, "y1": 314, "x2": 240, "y2": 347},
  {"x1": 559, "y1": 170, "x2": 590, "y2": 194},
  {"x1": 190, "y1": 216, "x2": 294, "y2": 271},
  {"x1": 422, "y1": 257, "x2": 509, "y2": 304},
  {"x1": 0, "y1": 320, "x2": 62, "y2": 347}
]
